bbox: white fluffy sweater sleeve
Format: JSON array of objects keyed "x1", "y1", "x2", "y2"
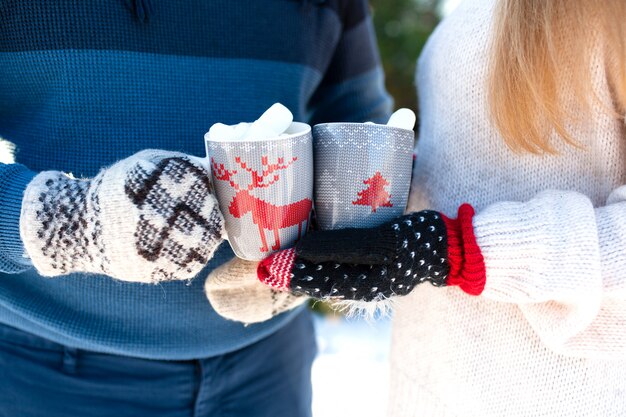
[{"x1": 474, "y1": 186, "x2": 626, "y2": 358}]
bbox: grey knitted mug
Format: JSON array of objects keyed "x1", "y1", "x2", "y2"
[
  {"x1": 312, "y1": 122, "x2": 414, "y2": 230},
  {"x1": 206, "y1": 122, "x2": 313, "y2": 260}
]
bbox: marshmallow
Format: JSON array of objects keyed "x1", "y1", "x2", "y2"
[
  {"x1": 243, "y1": 124, "x2": 279, "y2": 141},
  {"x1": 233, "y1": 122, "x2": 250, "y2": 140},
  {"x1": 206, "y1": 123, "x2": 237, "y2": 142},
  {"x1": 205, "y1": 103, "x2": 294, "y2": 142},
  {"x1": 254, "y1": 103, "x2": 293, "y2": 136},
  {"x1": 387, "y1": 108, "x2": 416, "y2": 131}
]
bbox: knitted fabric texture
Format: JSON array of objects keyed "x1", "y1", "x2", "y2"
[
  {"x1": 441, "y1": 203, "x2": 485, "y2": 296},
  {"x1": 258, "y1": 209, "x2": 485, "y2": 302},
  {"x1": 20, "y1": 150, "x2": 225, "y2": 282},
  {"x1": 205, "y1": 257, "x2": 306, "y2": 324},
  {"x1": 390, "y1": 0, "x2": 626, "y2": 415}
]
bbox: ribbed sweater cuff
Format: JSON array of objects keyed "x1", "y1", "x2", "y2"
[
  {"x1": 258, "y1": 248, "x2": 296, "y2": 291},
  {"x1": 0, "y1": 164, "x2": 37, "y2": 273},
  {"x1": 441, "y1": 204, "x2": 486, "y2": 296}
]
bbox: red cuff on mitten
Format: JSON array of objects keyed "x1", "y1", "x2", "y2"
[
  {"x1": 258, "y1": 248, "x2": 295, "y2": 291},
  {"x1": 441, "y1": 203, "x2": 486, "y2": 296}
]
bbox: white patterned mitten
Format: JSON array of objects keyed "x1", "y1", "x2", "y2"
[
  {"x1": 205, "y1": 257, "x2": 307, "y2": 324},
  {"x1": 20, "y1": 150, "x2": 225, "y2": 283}
]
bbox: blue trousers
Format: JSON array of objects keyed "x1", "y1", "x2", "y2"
[{"x1": 0, "y1": 310, "x2": 316, "y2": 417}]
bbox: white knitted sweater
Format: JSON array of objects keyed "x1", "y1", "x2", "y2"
[{"x1": 390, "y1": 1, "x2": 626, "y2": 416}]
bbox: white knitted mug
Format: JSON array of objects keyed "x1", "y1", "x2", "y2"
[
  {"x1": 206, "y1": 122, "x2": 313, "y2": 260},
  {"x1": 312, "y1": 122, "x2": 414, "y2": 230}
]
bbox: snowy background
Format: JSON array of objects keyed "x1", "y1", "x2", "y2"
[{"x1": 312, "y1": 315, "x2": 392, "y2": 417}]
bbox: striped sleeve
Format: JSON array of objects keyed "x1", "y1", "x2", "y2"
[
  {"x1": 0, "y1": 163, "x2": 36, "y2": 273},
  {"x1": 307, "y1": 0, "x2": 393, "y2": 124}
]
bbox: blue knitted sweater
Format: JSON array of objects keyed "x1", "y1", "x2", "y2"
[{"x1": 0, "y1": 0, "x2": 391, "y2": 359}]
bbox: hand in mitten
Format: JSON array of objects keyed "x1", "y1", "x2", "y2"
[
  {"x1": 257, "y1": 205, "x2": 486, "y2": 305},
  {"x1": 205, "y1": 257, "x2": 307, "y2": 324},
  {"x1": 20, "y1": 150, "x2": 225, "y2": 283}
]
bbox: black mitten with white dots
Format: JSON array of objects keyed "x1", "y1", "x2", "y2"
[
  {"x1": 258, "y1": 205, "x2": 487, "y2": 301},
  {"x1": 258, "y1": 211, "x2": 452, "y2": 302}
]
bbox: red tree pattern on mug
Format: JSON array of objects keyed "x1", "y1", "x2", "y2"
[
  {"x1": 211, "y1": 156, "x2": 312, "y2": 253},
  {"x1": 352, "y1": 171, "x2": 393, "y2": 212}
]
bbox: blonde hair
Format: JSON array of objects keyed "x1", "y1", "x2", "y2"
[{"x1": 488, "y1": 0, "x2": 626, "y2": 154}]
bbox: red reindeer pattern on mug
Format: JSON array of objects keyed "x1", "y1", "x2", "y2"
[{"x1": 211, "y1": 156, "x2": 312, "y2": 253}]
